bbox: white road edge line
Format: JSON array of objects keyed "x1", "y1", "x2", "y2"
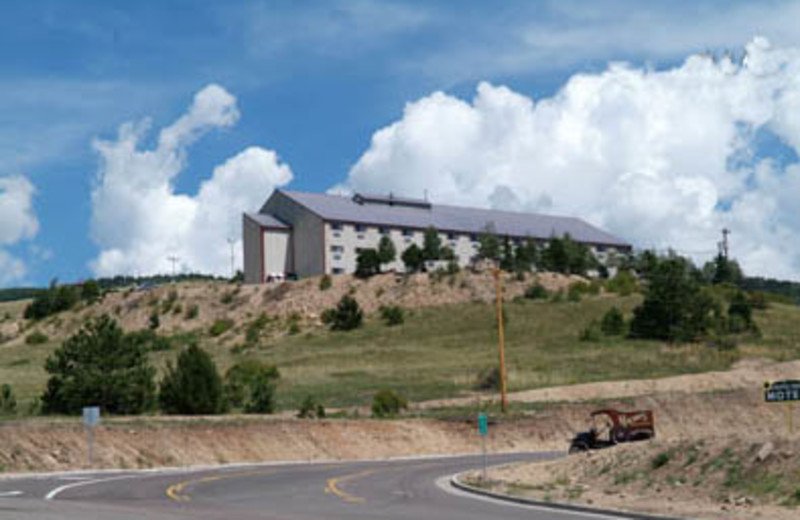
[
  {"x1": 435, "y1": 474, "x2": 626, "y2": 520},
  {"x1": 0, "y1": 491, "x2": 23, "y2": 497},
  {"x1": 45, "y1": 475, "x2": 139, "y2": 501}
]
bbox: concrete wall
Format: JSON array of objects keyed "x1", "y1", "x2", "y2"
[
  {"x1": 263, "y1": 229, "x2": 292, "y2": 276},
  {"x1": 243, "y1": 215, "x2": 264, "y2": 284},
  {"x1": 262, "y1": 192, "x2": 325, "y2": 278}
]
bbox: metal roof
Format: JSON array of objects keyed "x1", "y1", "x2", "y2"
[
  {"x1": 245, "y1": 212, "x2": 290, "y2": 229},
  {"x1": 272, "y1": 190, "x2": 630, "y2": 247}
]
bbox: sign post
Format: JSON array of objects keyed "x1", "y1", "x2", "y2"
[
  {"x1": 764, "y1": 380, "x2": 800, "y2": 435},
  {"x1": 82, "y1": 406, "x2": 100, "y2": 467},
  {"x1": 478, "y1": 412, "x2": 489, "y2": 481}
]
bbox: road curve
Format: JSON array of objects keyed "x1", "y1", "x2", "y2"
[{"x1": 0, "y1": 453, "x2": 618, "y2": 520}]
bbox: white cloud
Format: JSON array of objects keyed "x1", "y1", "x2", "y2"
[
  {"x1": 340, "y1": 38, "x2": 800, "y2": 280},
  {"x1": 0, "y1": 175, "x2": 38, "y2": 285},
  {"x1": 90, "y1": 84, "x2": 293, "y2": 277}
]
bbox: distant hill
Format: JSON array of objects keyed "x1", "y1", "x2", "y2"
[
  {"x1": 743, "y1": 276, "x2": 800, "y2": 304},
  {"x1": 0, "y1": 287, "x2": 45, "y2": 302}
]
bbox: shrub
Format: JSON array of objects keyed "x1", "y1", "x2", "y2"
[
  {"x1": 223, "y1": 360, "x2": 280, "y2": 409},
  {"x1": 651, "y1": 451, "x2": 672, "y2": 470},
  {"x1": 81, "y1": 280, "x2": 101, "y2": 303},
  {"x1": 371, "y1": 389, "x2": 407, "y2": 418},
  {"x1": 319, "y1": 274, "x2": 332, "y2": 291},
  {"x1": 41, "y1": 315, "x2": 156, "y2": 415},
  {"x1": 401, "y1": 244, "x2": 424, "y2": 273},
  {"x1": 380, "y1": 305, "x2": 405, "y2": 326},
  {"x1": 126, "y1": 329, "x2": 172, "y2": 352},
  {"x1": 320, "y1": 308, "x2": 337, "y2": 325},
  {"x1": 0, "y1": 384, "x2": 16, "y2": 415},
  {"x1": 356, "y1": 249, "x2": 382, "y2": 278},
  {"x1": 24, "y1": 283, "x2": 81, "y2": 320},
  {"x1": 524, "y1": 284, "x2": 549, "y2": 300},
  {"x1": 600, "y1": 307, "x2": 625, "y2": 336},
  {"x1": 25, "y1": 331, "x2": 49, "y2": 345},
  {"x1": 185, "y1": 304, "x2": 199, "y2": 320},
  {"x1": 567, "y1": 285, "x2": 582, "y2": 302},
  {"x1": 377, "y1": 235, "x2": 397, "y2": 266},
  {"x1": 244, "y1": 373, "x2": 276, "y2": 414},
  {"x1": 297, "y1": 395, "x2": 326, "y2": 419},
  {"x1": 748, "y1": 291, "x2": 769, "y2": 310},
  {"x1": 327, "y1": 296, "x2": 363, "y2": 331},
  {"x1": 606, "y1": 270, "x2": 638, "y2": 296},
  {"x1": 209, "y1": 318, "x2": 234, "y2": 337},
  {"x1": 148, "y1": 311, "x2": 160, "y2": 330},
  {"x1": 474, "y1": 366, "x2": 501, "y2": 391},
  {"x1": 159, "y1": 343, "x2": 224, "y2": 415},
  {"x1": 728, "y1": 291, "x2": 754, "y2": 331},
  {"x1": 580, "y1": 321, "x2": 602, "y2": 342},
  {"x1": 221, "y1": 291, "x2": 235, "y2": 305},
  {"x1": 550, "y1": 290, "x2": 564, "y2": 303}
]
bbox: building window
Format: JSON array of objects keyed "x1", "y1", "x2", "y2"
[
  {"x1": 470, "y1": 234, "x2": 478, "y2": 242},
  {"x1": 596, "y1": 245, "x2": 606, "y2": 253},
  {"x1": 355, "y1": 224, "x2": 367, "y2": 232},
  {"x1": 379, "y1": 226, "x2": 391, "y2": 235},
  {"x1": 331, "y1": 222, "x2": 343, "y2": 231},
  {"x1": 330, "y1": 245, "x2": 344, "y2": 253},
  {"x1": 402, "y1": 229, "x2": 414, "y2": 237},
  {"x1": 447, "y1": 232, "x2": 456, "y2": 240},
  {"x1": 332, "y1": 268, "x2": 344, "y2": 274},
  {"x1": 333, "y1": 254, "x2": 342, "y2": 261}
]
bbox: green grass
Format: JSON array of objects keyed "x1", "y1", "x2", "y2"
[{"x1": 2, "y1": 294, "x2": 800, "y2": 413}]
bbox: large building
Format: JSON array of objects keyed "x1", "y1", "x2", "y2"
[{"x1": 242, "y1": 189, "x2": 631, "y2": 283}]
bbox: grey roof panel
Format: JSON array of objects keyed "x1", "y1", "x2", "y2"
[
  {"x1": 246, "y1": 212, "x2": 290, "y2": 229},
  {"x1": 275, "y1": 190, "x2": 629, "y2": 247}
]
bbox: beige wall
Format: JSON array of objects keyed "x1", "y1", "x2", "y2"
[
  {"x1": 262, "y1": 192, "x2": 325, "y2": 278},
  {"x1": 263, "y1": 229, "x2": 292, "y2": 277},
  {"x1": 243, "y1": 215, "x2": 264, "y2": 284}
]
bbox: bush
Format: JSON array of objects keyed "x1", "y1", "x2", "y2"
[
  {"x1": 401, "y1": 244, "x2": 424, "y2": 273},
  {"x1": 319, "y1": 274, "x2": 332, "y2": 291},
  {"x1": 580, "y1": 321, "x2": 602, "y2": 342},
  {"x1": 81, "y1": 280, "x2": 101, "y2": 303},
  {"x1": 244, "y1": 373, "x2": 276, "y2": 414},
  {"x1": 24, "y1": 283, "x2": 81, "y2": 320},
  {"x1": 380, "y1": 305, "x2": 405, "y2": 326},
  {"x1": 651, "y1": 451, "x2": 672, "y2": 470},
  {"x1": 125, "y1": 329, "x2": 172, "y2": 352},
  {"x1": 209, "y1": 318, "x2": 234, "y2": 337},
  {"x1": 297, "y1": 395, "x2": 326, "y2": 419},
  {"x1": 159, "y1": 343, "x2": 224, "y2": 415},
  {"x1": 25, "y1": 331, "x2": 49, "y2": 345},
  {"x1": 41, "y1": 315, "x2": 156, "y2": 415},
  {"x1": 600, "y1": 307, "x2": 625, "y2": 336},
  {"x1": 606, "y1": 270, "x2": 638, "y2": 296},
  {"x1": 184, "y1": 304, "x2": 199, "y2": 320},
  {"x1": 524, "y1": 284, "x2": 549, "y2": 300},
  {"x1": 0, "y1": 384, "x2": 16, "y2": 415},
  {"x1": 148, "y1": 311, "x2": 160, "y2": 331},
  {"x1": 355, "y1": 249, "x2": 381, "y2": 278},
  {"x1": 474, "y1": 366, "x2": 501, "y2": 391},
  {"x1": 748, "y1": 291, "x2": 769, "y2": 310},
  {"x1": 327, "y1": 296, "x2": 363, "y2": 331},
  {"x1": 728, "y1": 291, "x2": 754, "y2": 331},
  {"x1": 567, "y1": 285, "x2": 582, "y2": 302},
  {"x1": 371, "y1": 389, "x2": 407, "y2": 418},
  {"x1": 223, "y1": 360, "x2": 280, "y2": 409}
]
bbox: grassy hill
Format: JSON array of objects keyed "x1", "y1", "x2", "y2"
[{"x1": 1, "y1": 272, "x2": 799, "y2": 414}]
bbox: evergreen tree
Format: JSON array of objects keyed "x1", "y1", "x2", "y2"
[
  {"x1": 355, "y1": 249, "x2": 381, "y2": 278},
  {"x1": 478, "y1": 223, "x2": 500, "y2": 262},
  {"x1": 159, "y1": 343, "x2": 224, "y2": 415},
  {"x1": 42, "y1": 315, "x2": 156, "y2": 415},
  {"x1": 499, "y1": 237, "x2": 515, "y2": 271},
  {"x1": 401, "y1": 244, "x2": 425, "y2": 273},
  {"x1": 422, "y1": 226, "x2": 442, "y2": 261},
  {"x1": 377, "y1": 235, "x2": 396, "y2": 266}
]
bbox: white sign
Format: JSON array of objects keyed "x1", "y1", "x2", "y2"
[{"x1": 82, "y1": 406, "x2": 100, "y2": 427}]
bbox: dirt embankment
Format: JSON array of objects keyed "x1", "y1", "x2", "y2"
[
  {"x1": 481, "y1": 436, "x2": 800, "y2": 520},
  {"x1": 1, "y1": 271, "x2": 584, "y2": 347},
  {"x1": 0, "y1": 384, "x2": 791, "y2": 475}
]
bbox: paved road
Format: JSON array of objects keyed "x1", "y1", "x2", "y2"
[{"x1": 0, "y1": 453, "x2": 621, "y2": 520}]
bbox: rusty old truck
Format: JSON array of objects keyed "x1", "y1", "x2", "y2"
[{"x1": 568, "y1": 409, "x2": 655, "y2": 453}]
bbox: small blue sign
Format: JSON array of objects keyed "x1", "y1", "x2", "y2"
[
  {"x1": 82, "y1": 406, "x2": 100, "y2": 427},
  {"x1": 478, "y1": 412, "x2": 488, "y2": 437}
]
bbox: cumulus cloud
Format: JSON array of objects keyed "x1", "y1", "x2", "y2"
[
  {"x1": 90, "y1": 84, "x2": 293, "y2": 277},
  {"x1": 340, "y1": 38, "x2": 800, "y2": 280},
  {"x1": 0, "y1": 175, "x2": 38, "y2": 285}
]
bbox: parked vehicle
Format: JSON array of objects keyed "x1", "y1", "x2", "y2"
[{"x1": 568, "y1": 409, "x2": 655, "y2": 453}]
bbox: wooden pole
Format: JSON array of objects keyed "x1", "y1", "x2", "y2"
[{"x1": 494, "y1": 268, "x2": 508, "y2": 414}]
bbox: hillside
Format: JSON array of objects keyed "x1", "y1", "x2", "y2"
[{"x1": 1, "y1": 270, "x2": 799, "y2": 413}]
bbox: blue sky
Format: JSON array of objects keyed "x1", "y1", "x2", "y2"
[{"x1": 4, "y1": 0, "x2": 800, "y2": 286}]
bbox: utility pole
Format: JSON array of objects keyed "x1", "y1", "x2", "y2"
[
  {"x1": 721, "y1": 228, "x2": 731, "y2": 259},
  {"x1": 167, "y1": 255, "x2": 180, "y2": 280},
  {"x1": 227, "y1": 237, "x2": 236, "y2": 278},
  {"x1": 493, "y1": 268, "x2": 508, "y2": 413}
]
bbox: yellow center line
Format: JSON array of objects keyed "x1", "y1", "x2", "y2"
[
  {"x1": 325, "y1": 469, "x2": 374, "y2": 504},
  {"x1": 324, "y1": 460, "x2": 443, "y2": 505},
  {"x1": 165, "y1": 469, "x2": 273, "y2": 503}
]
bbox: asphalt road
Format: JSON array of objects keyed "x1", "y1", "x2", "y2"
[{"x1": 0, "y1": 453, "x2": 623, "y2": 520}]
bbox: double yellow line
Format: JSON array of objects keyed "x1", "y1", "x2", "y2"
[
  {"x1": 166, "y1": 469, "x2": 271, "y2": 503},
  {"x1": 324, "y1": 469, "x2": 374, "y2": 504}
]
